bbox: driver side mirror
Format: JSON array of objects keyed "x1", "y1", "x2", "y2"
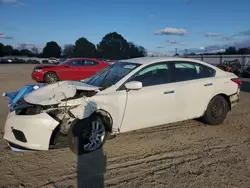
[{"x1": 125, "y1": 81, "x2": 142, "y2": 91}]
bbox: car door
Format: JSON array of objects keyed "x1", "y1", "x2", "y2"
[
  {"x1": 119, "y1": 62, "x2": 179, "y2": 133},
  {"x1": 57, "y1": 60, "x2": 83, "y2": 80},
  {"x1": 168, "y1": 61, "x2": 216, "y2": 120},
  {"x1": 77, "y1": 60, "x2": 102, "y2": 80}
]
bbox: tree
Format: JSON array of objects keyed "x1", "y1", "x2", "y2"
[
  {"x1": 12, "y1": 49, "x2": 21, "y2": 56},
  {"x1": 74, "y1": 38, "x2": 96, "y2": 57},
  {"x1": 225, "y1": 46, "x2": 237, "y2": 54},
  {"x1": 42, "y1": 41, "x2": 61, "y2": 58},
  {"x1": 31, "y1": 46, "x2": 39, "y2": 55},
  {"x1": 20, "y1": 49, "x2": 33, "y2": 57},
  {"x1": 63, "y1": 44, "x2": 75, "y2": 58},
  {"x1": 97, "y1": 32, "x2": 130, "y2": 59},
  {"x1": 97, "y1": 32, "x2": 146, "y2": 59},
  {"x1": 137, "y1": 46, "x2": 147, "y2": 57},
  {"x1": 19, "y1": 43, "x2": 27, "y2": 50},
  {"x1": 0, "y1": 43, "x2": 4, "y2": 57},
  {"x1": 238, "y1": 47, "x2": 250, "y2": 54},
  {"x1": 127, "y1": 42, "x2": 147, "y2": 58},
  {"x1": 3, "y1": 45, "x2": 14, "y2": 56}
]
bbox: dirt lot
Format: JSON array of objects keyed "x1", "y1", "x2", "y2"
[{"x1": 0, "y1": 64, "x2": 250, "y2": 188}]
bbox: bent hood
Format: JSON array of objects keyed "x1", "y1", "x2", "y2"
[{"x1": 24, "y1": 81, "x2": 101, "y2": 105}]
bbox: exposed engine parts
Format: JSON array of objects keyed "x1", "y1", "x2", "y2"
[{"x1": 14, "y1": 89, "x2": 98, "y2": 136}]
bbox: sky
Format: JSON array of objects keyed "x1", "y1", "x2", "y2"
[{"x1": 0, "y1": 0, "x2": 250, "y2": 55}]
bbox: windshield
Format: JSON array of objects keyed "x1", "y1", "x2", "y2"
[
  {"x1": 84, "y1": 62, "x2": 140, "y2": 87},
  {"x1": 58, "y1": 59, "x2": 69, "y2": 65}
]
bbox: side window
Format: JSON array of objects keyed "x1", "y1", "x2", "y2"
[
  {"x1": 69, "y1": 60, "x2": 84, "y2": 66},
  {"x1": 130, "y1": 63, "x2": 171, "y2": 87},
  {"x1": 172, "y1": 61, "x2": 215, "y2": 82},
  {"x1": 84, "y1": 60, "x2": 99, "y2": 66}
]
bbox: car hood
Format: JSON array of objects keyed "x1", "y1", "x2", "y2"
[{"x1": 24, "y1": 81, "x2": 101, "y2": 105}]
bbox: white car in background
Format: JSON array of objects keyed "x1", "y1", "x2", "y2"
[
  {"x1": 3, "y1": 57, "x2": 241, "y2": 155},
  {"x1": 48, "y1": 57, "x2": 59, "y2": 64}
]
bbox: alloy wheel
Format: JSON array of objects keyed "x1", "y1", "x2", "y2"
[
  {"x1": 46, "y1": 73, "x2": 57, "y2": 84},
  {"x1": 82, "y1": 120, "x2": 106, "y2": 151}
]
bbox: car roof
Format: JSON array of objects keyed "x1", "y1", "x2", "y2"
[
  {"x1": 67, "y1": 57, "x2": 100, "y2": 61},
  {"x1": 118, "y1": 57, "x2": 206, "y2": 65}
]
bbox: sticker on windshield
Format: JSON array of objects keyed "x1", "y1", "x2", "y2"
[{"x1": 124, "y1": 65, "x2": 136, "y2": 69}]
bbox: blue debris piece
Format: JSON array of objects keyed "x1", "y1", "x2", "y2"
[{"x1": 3, "y1": 84, "x2": 45, "y2": 107}]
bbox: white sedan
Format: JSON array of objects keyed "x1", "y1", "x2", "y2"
[{"x1": 3, "y1": 57, "x2": 241, "y2": 155}]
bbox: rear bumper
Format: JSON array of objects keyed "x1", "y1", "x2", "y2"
[
  {"x1": 3, "y1": 112, "x2": 59, "y2": 150},
  {"x1": 230, "y1": 90, "x2": 240, "y2": 107}
]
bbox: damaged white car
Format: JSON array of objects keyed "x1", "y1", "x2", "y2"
[{"x1": 3, "y1": 57, "x2": 241, "y2": 155}]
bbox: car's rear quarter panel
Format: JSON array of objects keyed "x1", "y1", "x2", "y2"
[{"x1": 213, "y1": 72, "x2": 239, "y2": 96}]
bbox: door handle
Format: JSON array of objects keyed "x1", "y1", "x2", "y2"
[
  {"x1": 204, "y1": 83, "x2": 213, "y2": 86},
  {"x1": 164, "y1": 90, "x2": 175, "y2": 94}
]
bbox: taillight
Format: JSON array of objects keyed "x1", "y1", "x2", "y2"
[{"x1": 231, "y1": 78, "x2": 242, "y2": 88}]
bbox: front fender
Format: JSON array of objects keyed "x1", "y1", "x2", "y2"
[
  {"x1": 67, "y1": 96, "x2": 121, "y2": 133},
  {"x1": 69, "y1": 100, "x2": 98, "y2": 119}
]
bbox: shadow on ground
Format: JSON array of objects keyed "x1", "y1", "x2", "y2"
[
  {"x1": 241, "y1": 81, "x2": 250, "y2": 93},
  {"x1": 77, "y1": 148, "x2": 107, "y2": 188}
]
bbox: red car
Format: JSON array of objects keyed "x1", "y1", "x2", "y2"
[{"x1": 32, "y1": 58, "x2": 110, "y2": 84}]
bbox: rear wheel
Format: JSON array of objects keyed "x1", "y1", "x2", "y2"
[
  {"x1": 68, "y1": 115, "x2": 109, "y2": 155},
  {"x1": 202, "y1": 95, "x2": 229, "y2": 125},
  {"x1": 44, "y1": 72, "x2": 59, "y2": 84}
]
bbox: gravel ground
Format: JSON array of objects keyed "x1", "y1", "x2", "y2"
[{"x1": 0, "y1": 64, "x2": 250, "y2": 188}]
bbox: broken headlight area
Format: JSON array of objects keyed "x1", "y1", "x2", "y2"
[
  {"x1": 10, "y1": 90, "x2": 92, "y2": 138},
  {"x1": 14, "y1": 102, "x2": 59, "y2": 115},
  {"x1": 15, "y1": 105, "x2": 42, "y2": 115},
  {"x1": 13, "y1": 102, "x2": 79, "y2": 137},
  {"x1": 11, "y1": 99, "x2": 42, "y2": 115}
]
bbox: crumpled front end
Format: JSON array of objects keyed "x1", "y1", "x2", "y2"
[{"x1": 3, "y1": 81, "x2": 101, "y2": 151}]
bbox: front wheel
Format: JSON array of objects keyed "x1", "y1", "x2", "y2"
[
  {"x1": 44, "y1": 72, "x2": 59, "y2": 84},
  {"x1": 202, "y1": 95, "x2": 229, "y2": 125},
  {"x1": 68, "y1": 115, "x2": 109, "y2": 155}
]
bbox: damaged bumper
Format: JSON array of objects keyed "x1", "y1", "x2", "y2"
[
  {"x1": 3, "y1": 111, "x2": 59, "y2": 150},
  {"x1": 230, "y1": 90, "x2": 240, "y2": 107}
]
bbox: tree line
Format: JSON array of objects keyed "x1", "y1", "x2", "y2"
[
  {"x1": 1, "y1": 32, "x2": 249, "y2": 58},
  {"x1": 187, "y1": 46, "x2": 250, "y2": 56},
  {"x1": 0, "y1": 32, "x2": 147, "y2": 60}
]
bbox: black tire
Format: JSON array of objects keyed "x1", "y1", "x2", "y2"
[
  {"x1": 44, "y1": 72, "x2": 59, "y2": 84},
  {"x1": 202, "y1": 95, "x2": 229, "y2": 125},
  {"x1": 67, "y1": 115, "x2": 109, "y2": 155}
]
